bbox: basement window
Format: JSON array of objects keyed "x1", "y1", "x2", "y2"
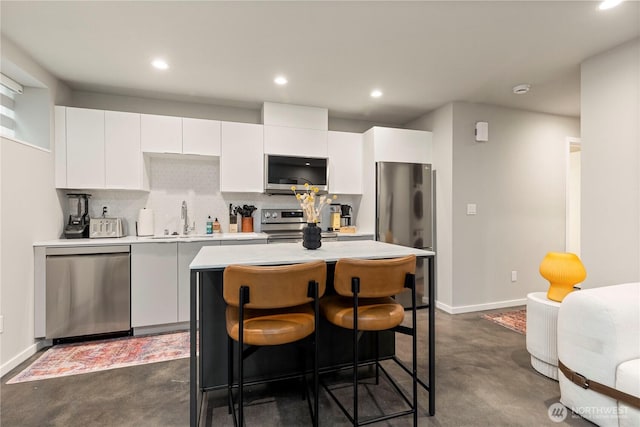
[
  {"x1": 0, "y1": 73, "x2": 22, "y2": 139},
  {"x1": 0, "y1": 70, "x2": 50, "y2": 150}
]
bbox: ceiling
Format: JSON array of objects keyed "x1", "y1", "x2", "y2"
[{"x1": 1, "y1": 1, "x2": 639, "y2": 125}]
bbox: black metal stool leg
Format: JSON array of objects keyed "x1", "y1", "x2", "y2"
[
  {"x1": 228, "y1": 335, "x2": 233, "y2": 414},
  {"x1": 352, "y1": 277, "x2": 360, "y2": 426},
  {"x1": 412, "y1": 277, "x2": 418, "y2": 426},
  {"x1": 375, "y1": 330, "x2": 380, "y2": 385}
]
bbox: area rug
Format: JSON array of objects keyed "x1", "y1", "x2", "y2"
[
  {"x1": 482, "y1": 309, "x2": 526, "y2": 334},
  {"x1": 7, "y1": 331, "x2": 190, "y2": 384}
]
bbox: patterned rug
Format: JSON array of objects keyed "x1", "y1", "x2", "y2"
[
  {"x1": 482, "y1": 309, "x2": 526, "y2": 334},
  {"x1": 7, "y1": 331, "x2": 190, "y2": 384}
]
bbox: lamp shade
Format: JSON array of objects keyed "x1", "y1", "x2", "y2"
[{"x1": 539, "y1": 252, "x2": 586, "y2": 302}]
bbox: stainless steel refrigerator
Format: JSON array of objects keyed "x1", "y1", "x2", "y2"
[{"x1": 376, "y1": 161, "x2": 434, "y2": 304}]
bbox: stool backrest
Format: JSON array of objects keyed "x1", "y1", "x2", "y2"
[
  {"x1": 223, "y1": 260, "x2": 327, "y2": 309},
  {"x1": 333, "y1": 255, "x2": 417, "y2": 298}
]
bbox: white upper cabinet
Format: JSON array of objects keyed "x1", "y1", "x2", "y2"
[
  {"x1": 55, "y1": 107, "x2": 148, "y2": 191},
  {"x1": 220, "y1": 121, "x2": 264, "y2": 192},
  {"x1": 141, "y1": 114, "x2": 182, "y2": 154},
  {"x1": 54, "y1": 106, "x2": 67, "y2": 188},
  {"x1": 368, "y1": 127, "x2": 433, "y2": 164},
  {"x1": 263, "y1": 125, "x2": 328, "y2": 157},
  {"x1": 66, "y1": 107, "x2": 105, "y2": 189},
  {"x1": 105, "y1": 111, "x2": 146, "y2": 190},
  {"x1": 182, "y1": 117, "x2": 221, "y2": 156},
  {"x1": 328, "y1": 131, "x2": 363, "y2": 194}
]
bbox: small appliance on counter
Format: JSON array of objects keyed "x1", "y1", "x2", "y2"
[
  {"x1": 329, "y1": 203, "x2": 341, "y2": 231},
  {"x1": 64, "y1": 193, "x2": 91, "y2": 239},
  {"x1": 340, "y1": 204, "x2": 353, "y2": 228},
  {"x1": 90, "y1": 218, "x2": 125, "y2": 238}
]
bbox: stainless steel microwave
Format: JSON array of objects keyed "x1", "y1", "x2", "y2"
[{"x1": 264, "y1": 155, "x2": 328, "y2": 194}]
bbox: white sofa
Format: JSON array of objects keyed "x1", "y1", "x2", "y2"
[{"x1": 557, "y1": 282, "x2": 640, "y2": 427}]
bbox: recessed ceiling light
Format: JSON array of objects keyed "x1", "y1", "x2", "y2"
[
  {"x1": 599, "y1": 0, "x2": 623, "y2": 10},
  {"x1": 151, "y1": 59, "x2": 169, "y2": 70},
  {"x1": 513, "y1": 84, "x2": 531, "y2": 95},
  {"x1": 370, "y1": 89, "x2": 383, "y2": 98},
  {"x1": 274, "y1": 76, "x2": 288, "y2": 85}
]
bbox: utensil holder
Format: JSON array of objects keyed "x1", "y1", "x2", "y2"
[{"x1": 241, "y1": 217, "x2": 254, "y2": 233}]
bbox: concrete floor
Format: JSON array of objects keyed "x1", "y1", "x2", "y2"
[{"x1": 1, "y1": 308, "x2": 593, "y2": 427}]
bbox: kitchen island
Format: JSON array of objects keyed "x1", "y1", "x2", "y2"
[{"x1": 189, "y1": 240, "x2": 435, "y2": 426}]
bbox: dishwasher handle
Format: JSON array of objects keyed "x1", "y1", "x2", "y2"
[{"x1": 46, "y1": 245, "x2": 130, "y2": 256}]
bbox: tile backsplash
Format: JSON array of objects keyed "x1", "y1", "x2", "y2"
[{"x1": 59, "y1": 156, "x2": 359, "y2": 236}]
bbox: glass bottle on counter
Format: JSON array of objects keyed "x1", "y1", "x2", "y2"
[
  {"x1": 206, "y1": 216, "x2": 213, "y2": 234},
  {"x1": 213, "y1": 217, "x2": 221, "y2": 233}
]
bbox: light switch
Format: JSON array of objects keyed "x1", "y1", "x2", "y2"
[{"x1": 467, "y1": 203, "x2": 477, "y2": 215}]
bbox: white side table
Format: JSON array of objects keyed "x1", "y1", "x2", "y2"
[{"x1": 526, "y1": 292, "x2": 562, "y2": 380}]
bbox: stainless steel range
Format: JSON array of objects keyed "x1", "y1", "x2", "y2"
[{"x1": 261, "y1": 208, "x2": 337, "y2": 243}]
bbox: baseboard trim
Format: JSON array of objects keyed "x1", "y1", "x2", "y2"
[
  {"x1": 1, "y1": 340, "x2": 49, "y2": 378},
  {"x1": 133, "y1": 322, "x2": 189, "y2": 336},
  {"x1": 436, "y1": 298, "x2": 527, "y2": 314}
]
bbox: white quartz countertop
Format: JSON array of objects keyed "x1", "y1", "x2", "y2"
[
  {"x1": 33, "y1": 232, "x2": 268, "y2": 247},
  {"x1": 190, "y1": 240, "x2": 435, "y2": 270}
]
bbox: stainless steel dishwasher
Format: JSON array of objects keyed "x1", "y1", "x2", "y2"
[{"x1": 45, "y1": 245, "x2": 131, "y2": 340}]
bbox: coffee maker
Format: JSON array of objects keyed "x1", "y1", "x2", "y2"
[
  {"x1": 340, "y1": 204, "x2": 352, "y2": 227},
  {"x1": 329, "y1": 203, "x2": 341, "y2": 231},
  {"x1": 64, "y1": 193, "x2": 91, "y2": 238}
]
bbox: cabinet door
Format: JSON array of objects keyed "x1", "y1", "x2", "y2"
[
  {"x1": 264, "y1": 125, "x2": 328, "y2": 157},
  {"x1": 372, "y1": 127, "x2": 433, "y2": 164},
  {"x1": 54, "y1": 106, "x2": 67, "y2": 188},
  {"x1": 177, "y1": 241, "x2": 221, "y2": 322},
  {"x1": 131, "y1": 242, "x2": 178, "y2": 327},
  {"x1": 66, "y1": 107, "x2": 105, "y2": 189},
  {"x1": 182, "y1": 118, "x2": 221, "y2": 156},
  {"x1": 105, "y1": 111, "x2": 143, "y2": 189},
  {"x1": 141, "y1": 114, "x2": 182, "y2": 154},
  {"x1": 328, "y1": 131, "x2": 363, "y2": 194},
  {"x1": 220, "y1": 121, "x2": 264, "y2": 192}
]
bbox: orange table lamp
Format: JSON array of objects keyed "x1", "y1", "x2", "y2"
[{"x1": 539, "y1": 252, "x2": 587, "y2": 302}]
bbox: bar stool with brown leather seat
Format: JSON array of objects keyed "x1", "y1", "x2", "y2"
[
  {"x1": 223, "y1": 260, "x2": 327, "y2": 427},
  {"x1": 320, "y1": 255, "x2": 418, "y2": 426}
]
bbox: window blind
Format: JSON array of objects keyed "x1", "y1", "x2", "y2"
[{"x1": 0, "y1": 73, "x2": 23, "y2": 139}]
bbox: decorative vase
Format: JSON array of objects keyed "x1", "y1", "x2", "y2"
[
  {"x1": 539, "y1": 252, "x2": 586, "y2": 302},
  {"x1": 241, "y1": 217, "x2": 254, "y2": 233},
  {"x1": 302, "y1": 222, "x2": 322, "y2": 250}
]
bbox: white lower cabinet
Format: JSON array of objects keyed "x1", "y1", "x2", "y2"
[
  {"x1": 177, "y1": 241, "x2": 221, "y2": 322},
  {"x1": 131, "y1": 242, "x2": 178, "y2": 327},
  {"x1": 132, "y1": 239, "x2": 267, "y2": 329}
]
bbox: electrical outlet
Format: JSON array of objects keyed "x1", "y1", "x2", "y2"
[{"x1": 511, "y1": 271, "x2": 518, "y2": 282}]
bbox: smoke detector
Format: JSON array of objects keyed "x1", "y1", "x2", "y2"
[{"x1": 513, "y1": 84, "x2": 531, "y2": 95}]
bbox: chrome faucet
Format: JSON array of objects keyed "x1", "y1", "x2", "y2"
[{"x1": 181, "y1": 201, "x2": 189, "y2": 235}]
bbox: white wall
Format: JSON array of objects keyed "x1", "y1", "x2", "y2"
[
  {"x1": 0, "y1": 36, "x2": 71, "y2": 375},
  {"x1": 406, "y1": 104, "x2": 454, "y2": 308},
  {"x1": 407, "y1": 102, "x2": 579, "y2": 313},
  {"x1": 581, "y1": 38, "x2": 640, "y2": 287},
  {"x1": 451, "y1": 103, "x2": 579, "y2": 310}
]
